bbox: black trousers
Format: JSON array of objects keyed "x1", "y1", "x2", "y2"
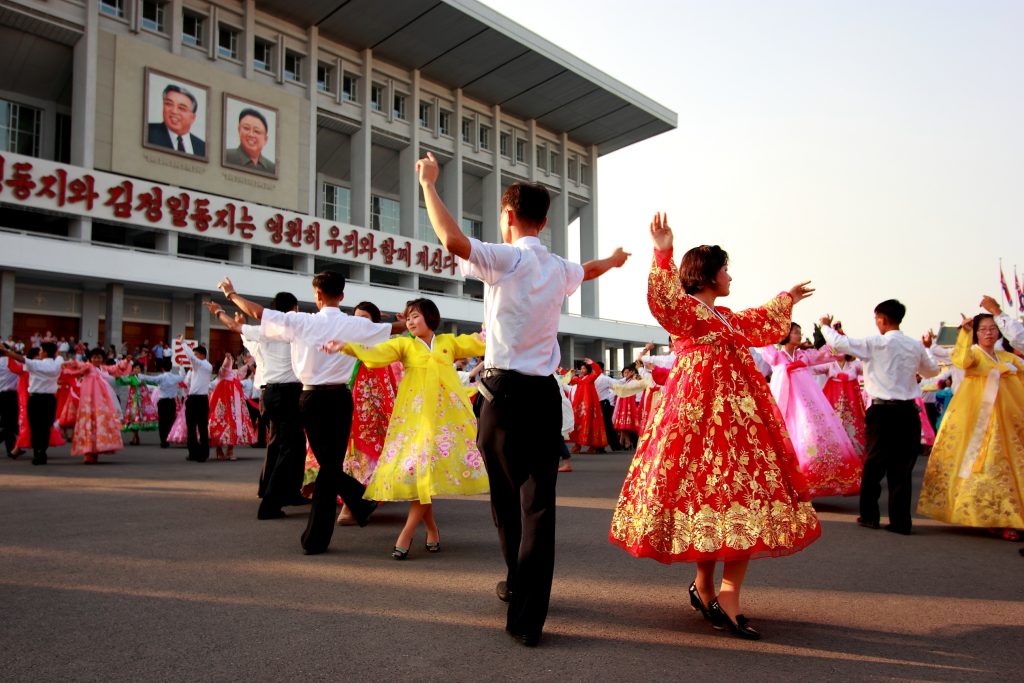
[
  {"x1": 185, "y1": 395, "x2": 209, "y2": 462},
  {"x1": 27, "y1": 393, "x2": 57, "y2": 456},
  {"x1": 0, "y1": 389, "x2": 18, "y2": 454},
  {"x1": 924, "y1": 402, "x2": 940, "y2": 430},
  {"x1": 600, "y1": 399, "x2": 616, "y2": 449},
  {"x1": 478, "y1": 370, "x2": 562, "y2": 639},
  {"x1": 157, "y1": 398, "x2": 176, "y2": 447},
  {"x1": 259, "y1": 383, "x2": 304, "y2": 510},
  {"x1": 299, "y1": 386, "x2": 374, "y2": 554},
  {"x1": 861, "y1": 402, "x2": 921, "y2": 532}
]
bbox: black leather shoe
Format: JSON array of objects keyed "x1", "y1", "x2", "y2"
[
  {"x1": 884, "y1": 524, "x2": 911, "y2": 536},
  {"x1": 257, "y1": 507, "x2": 286, "y2": 520},
  {"x1": 689, "y1": 582, "x2": 725, "y2": 629},
  {"x1": 496, "y1": 581, "x2": 511, "y2": 603},
  {"x1": 506, "y1": 627, "x2": 540, "y2": 647},
  {"x1": 709, "y1": 599, "x2": 761, "y2": 640},
  {"x1": 284, "y1": 496, "x2": 312, "y2": 507},
  {"x1": 31, "y1": 452, "x2": 46, "y2": 466},
  {"x1": 856, "y1": 517, "x2": 880, "y2": 530}
]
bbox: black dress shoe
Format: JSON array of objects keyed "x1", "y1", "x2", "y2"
[
  {"x1": 284, "y1": 496, "x2": 312, "y2": 507},
  {"x1": 884, "y1": 524, "x2": 911, "y2": 536},
  {"x1": 506, "y1": 627, "x2": 540, "y2": 647},
  {"x1": 257, "y1": 507, "x2": 287, "y2": 520},
  {"x1": 31, "y1": 452, "x2": 46, "y2": 466},
  {"x1": 496, "y1": 581, "x2": 512, "y2": 603},
  {"x1": 709, "y1": 600, "x2": 761, "y2": 640},
  {"x1": 856, "y1": 517, "x2": 880, "y2": 530},
  {"x1": 689, "y1": 582, "x2": 725, "y2": 629}
]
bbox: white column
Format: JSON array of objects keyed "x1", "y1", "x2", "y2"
[
  {"x1": 399, "y1": 69, "x2": 421, "y2": 239},
  {"x1": 559, "y1": 334, "x2": 575, "y2": 370},
  {"x1": 0, "y1": 271, "x2": 14, "y2": 340},
  {"x1": 192, "y1": 292, "x2": 210, "y2": 346},
  {"x1": 170, "y1": 296, "x2": 190, "y2": 339},
  {"x1": 442, "y1": 88, "x2": 463, "y2": 228},
  {"x1": 550, "y1": 132, "x2": 570, "y2": 259},
  {"x1": 155, "y1": 231, "x2": 178, "y2": 254},
  {"x1": 481, "y1": 104, "x2": 502, "y2": 244},
  {"x1": 104, "y1": 283, "x2": 124, "y2": 349},
  {"x1": 527, "y1": 119, "x2": 538, "y2": 183},
  {"x1": 69, "y1": 0, "x2": 99, "y2": 242},
  {"x1": 229, "y1": 244, "x2": 252, "y2": 265},
  {"x1": 350, "y1": 49, "x2": 373, "y2": 229},
  {"x1": 306, "y1": 25, "x2": 319, "y2": 215},
  {"x1": 579, "y1": 144, "x2": 599, "y2": 317},
  {"x1": 242, "y1": 0, "x2": 256, "y2": 80},
  {"x1": 79, "y1": 290, "x2": 101, "y2": 345},
  {"x1": 168, "y1": 0, "x2": 183, "y2": 56}
]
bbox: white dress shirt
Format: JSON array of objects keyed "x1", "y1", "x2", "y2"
[
  {"x1": 821, "y1": 326, "x2": 938, "y2": 401},
  {"x1": 460, "y1": 236, "x2": 584, "y2": 376},
  {"x1": 140, "y1": 370, "x2": 184, "y2": 400},
  {"x1": 25, "y1": 357, "x2": 63, "y2": 394},
  {"x1": 994, "y1": 313, "x2": 1024, "y2": 353},
  {"x1": 260, "y1": 307, "x2": 392, "y2": 387},
  {"x1": 164, "y1": 125, "x2": 194, "y2": 154},
  {"x1": 594, "y1": 373, "x2": 618, "y2": 403},
  {"x1": 181, "y1": 344, "x2": 213, "y2": 396},
  {"x1": 0, "y1": 357, "x2": 19, "y2": 392},
  {"x1": 241, "y1": 324, "x2": 299, "y2": 386}
]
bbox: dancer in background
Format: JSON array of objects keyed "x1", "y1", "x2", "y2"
[
  {"x1": 140, "y1": 359, "x2": 184, "y2": 449},
  {"x1": 60, "y1": 348, "x2": 126, "y2": 463},
  {"x1": 207, "y1": 353, "x2": 257, "y2": 461},
  {"x1": 118, "y1": 362, "x2": 159, "y2": 445},
  {"x1": 980, "y1": 295, "x2": 1024, "y2": 352},
  {"x1": 611, "y1": 213, "x2": 820, "y2": 641},
  {"x1": 760, "y1": 323, "x2": 861, "y2": 497},
  {"x1": 0, "y1": 343, "x2": 65, "y2": 465},
  {"x1": 178, "y1": 336, "x2": 213, "y2": 463},
  {"x1": 917, "y1": 313, "x2": 1024, "y2": 540},
  {"x1": 818, "y1": 354, "x2": 866, "y2": 460},
  {"x1": 569, "y1": 359, "x2": 608, "y2": 454},
  {"x1": 610, "y1": 364, "x2": 648, "y2": 451},
  {"x1": 0, "y1": 343, "x2": 18, "y2": 458}
]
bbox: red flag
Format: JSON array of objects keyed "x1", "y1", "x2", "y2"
[
  {"x1": 1016, "y1": 266, "x2": 1023, "y2": 310},
  {"x1": 1000, "y1": 261, "x2": 1013, "y2": 307}
]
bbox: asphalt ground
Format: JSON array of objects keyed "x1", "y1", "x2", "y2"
[{"x1": 1, "y1": 435, "x2": 1021, "y2": 682}]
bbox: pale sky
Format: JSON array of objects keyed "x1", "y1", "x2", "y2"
[{"x1": 482, "y1": 0, "x2": 1024, "y2": 340}]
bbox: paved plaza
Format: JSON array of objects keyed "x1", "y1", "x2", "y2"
[{"x1": 2, "y1": 437, "x2": 1021, "y2": 681}]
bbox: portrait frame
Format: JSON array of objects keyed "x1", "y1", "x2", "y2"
[
  {"x1": 142, "y1": 67, "x2": 210, "y2": 162},
  {"x1": 221, "y1": 93, "x2": 279, "y2": 180}
]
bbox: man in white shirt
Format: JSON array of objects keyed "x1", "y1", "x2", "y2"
[
  {"x1": 209, "y1": 293, "x2": 309, "y2": 521},
  {"x1": 0, "y1": 345, "x2": 21, "y2": 457},
  {"x1": 820, "y1": 299, "x2": 939, "y2": 535},
  {"x1": 0, "y1": 342, "x2": 63, "y2": 465},
  {"x1": 980, "y1": 294, "x2": 1024, "y2": 352},
  {"x1": 178, "y1": 336, "x2": 213, "y2": 463},
  {"x1": 417, "y1": 151, "x2": 629, "y2": 646},
  {"x1": 140, "y1": 358, "x2": 183, "y2": 448},
  {"x1": 218, "y1": 272, "x2": 405, "y2": 554}
]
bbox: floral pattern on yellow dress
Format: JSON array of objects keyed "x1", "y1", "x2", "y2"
[
  {"x1": 916, "y1": 329, "x2": 1024, "y2": 529},
  {"x1": 343, "y1": 333, "x2": 489, "y2": 504}
]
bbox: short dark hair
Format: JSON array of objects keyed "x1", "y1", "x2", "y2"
[
  {"x1": 193, "y1": 345, "x2": 207, "y2": 357},
  {"x1": 88, "y1": 347, "x2": 106, "y2": 360},
  {"x1": 680, "y1": 245, "x2": 729, "y2": 295},
  {"x1": 501, "y1": 182, "x2": 550, "y2": 227},
  {"x1": 238, "y1": 107, "x2": 268, "y2": 131},
  {"x1": 312, "y1": 271, "x2": 346, "y2": 298},
  {"x1": 404, "y1": 298, "x2": 441, "y2": 331},
  {"x1": 972, "y1": 313, "x2": 1001, "y2": 345},
  {"x1": 162, "y1": 84, "x2": 198, "y2": 113},
  {"x1": 874, "y1": 299, "x2": 906, "y2": 325},
  {"x1": 40, "y1": 342, "x2": 58, "y2": 358},
  {"x1": 132, "y1": 360, "x2": 142, "y2": 370},
  {"x1": 270, "y1": 291, "x2": 298, "y2": 312},
  {"x1": 354, "y1": 301, "x2": 382, "y2": 323},
  {"x1": 161, "y1": 358, "x2": 173, "y2": 372},
  {"x1": 780, "y1": 322, "x2": 801, "y2": 345}
]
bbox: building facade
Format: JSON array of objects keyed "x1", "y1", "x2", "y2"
[{"x1": 0, "y1": 0, "x2": 676, "y2": 367}]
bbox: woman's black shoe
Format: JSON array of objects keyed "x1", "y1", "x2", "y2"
[
  {"x1": 689, "y1": 582, "x2": 725, "y2": 629},
  {"x1": 709, "y1": 599, "x2": 761, "y2": 640}
]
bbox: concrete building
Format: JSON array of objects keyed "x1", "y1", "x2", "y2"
[{"x1": 0, "y1": 0, "x2": 676, "y2": 368}]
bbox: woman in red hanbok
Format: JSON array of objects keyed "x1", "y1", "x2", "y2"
[
  {"x1": 818, "y1": 356, "x2": 866, "y2": 460},
  {"x1": 569, "y1": 359, "x2": 608, "y2": 453},
  {"x1": 610, "y1": 213, "x2": 820, "y2": 641},
  {"x1": 611, "y1": 364, "x2": 647, "y2": 450},
  {"x1": 60, "y1": 349, "x2": 127, "y2": 463},
  {"x1": 207, "y1": 354, "x2": 256, "y2": 460}
]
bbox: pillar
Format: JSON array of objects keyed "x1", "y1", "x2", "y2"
[
  {"x1": 71, "y1": 0, "x2": 98, "y2": 170},
  {"x1": 104, "y1": 283, "x2": 124, "y2": 349},
  {"x1": 442, "y1": 88, "x2": 464, "y2": 229},
  {"x1": 79, "y1": 290, "x2": 101, "y2": 346},
  {"x1": 229, "y1": 244, "x2": 252, "y2": 265},
  {"x1": 350, "y1": 49, "x2": 373, "y2": 229},
  {"x1": 559, "y1": 334, "x2": 575, "y2": 370},
  {"x1": 578, "y1": 146, "x2": 599, "y2": 317},
  {"x1": 306, "y1": 25, "x2": 319, "y2": 215},
  {"x1": 0, "y1": 271, "x2": 14, "y2": 340},
  {"x1": 242, "y1": 0, "x2": 255, "y2": 79},
  {"x1": 156, "y1": 231, "x2": 178, "y2": 254},
  {"x1": 170, "y1": 296, "x2": 190, "y2": 339},
  {"x1": 192, "y1": 292, "x2": 210, "y2": 345},
  {"x1": 399, "y1": 69, "x2": 421, "y2": 240}
]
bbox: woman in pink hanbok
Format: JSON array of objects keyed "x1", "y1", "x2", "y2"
[
  {"x1": 207, "y1": 354, "x2": 256, "y2": 460},
  {"x1": 759, "y1": 323, "x2": 862, "y2": 497},
  {"x1": 60, "y1": 349, "x2": 128, "y2": 463},
  {"x1": 818, "y1": 355, "x2": 866, "y2": 460}
]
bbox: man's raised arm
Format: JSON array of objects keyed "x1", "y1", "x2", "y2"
[{"x1": 417, "y1": 152, "x2": 471, "y2": 259}]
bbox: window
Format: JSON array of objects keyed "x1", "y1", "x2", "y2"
[
  {"x1": 342, "y1": 74, "x2": 358, "y2": 102},
  {"x1": 141, "y1": 1, "x2": 165, "y2": 32},
  {"x1": 99, "y1": 0, "x2": 125, "y2": 19},
  {"x1": 500, "y1": 132, "x2": 510, "y2": 158},
  {"x1": 478, "y1": 124, "x2": 490, "y2": 150},
  {"x1": 418, "y1": 207, "x2": 438, "y2": 244},
  {"x1": 182, "y1": 10, "x2": 205, "y2": 47},
  {"x1": 515, "y1": 138, "x2": 526, "y2": 163},
  {"x1": 370, "y1": 195, "x2": 400, "y2": 234},
  {"x1": 549, "y1": 150, "x2": 559, "y2": 173},
  {"x1": 316, "y1": 63, "x2": 333, "y2": 93},
  {"x1": 438, "y1": 109, "x2": 451, "y2": 136},
  {"x1": 581, "y1": 162, "x2": 591, "y2": 186},
  {"x1": 321, "y1": 182, "x2": 351, "y2": 223},
  {"x1": 536, "y1": 145, "x2": 546, "y2": 170},
  {"x1": 55, "y1": 112, "x2": 72, "y2": 163},
  {"x1": 392, "y1": 93, "x2": 406, "y2": 120},
  {"x1": 253, "y1": 38, "x2": 274, "y2": 72},
  {"x1": 461, "y1": 117, "x2": 472, "y2": 144},
  {"x1": 218, "y1": 25, "x2": 239, "y2": 60},
  {"x1": 0, "y1": 99, "x2": 42, "y2": 157},
  {"x1": 539, "y1": 225, "x2": 553, "y2": 250},
  {"x1": 418, "y1": 102, "x2": 432, "y2": 129},
  {"x1": 284, "y1": 51, "x2": 303, "y2": 83},
  {"x1": 568, "y1": 157, "x2": 578, "y2": 182},
  {"x1": 370, "y1": 83, "x2": 385, "y2": 112},
  {"x1": 461, "y1": 217, "x2": 483, "y2": 241}
]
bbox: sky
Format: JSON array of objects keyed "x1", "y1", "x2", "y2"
[{"x1": 481, "y1": 0, "x2": 1024, "y2": 339}]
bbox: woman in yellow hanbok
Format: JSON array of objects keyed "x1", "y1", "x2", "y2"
[
  {"x1": 917, "y1": 313, "x2": 1024, "y2": 539},
  {"x1": 337, "y1": 298, "x2": 488, "y2": 559}
]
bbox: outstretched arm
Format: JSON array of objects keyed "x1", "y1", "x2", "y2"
[
  {"x1": 206, "y1": 301, "x2": 244, "y2": 333},
  {"x1": 217, "y1": 276, "x2": 264, "y2": 319},
  {"x1": 418, "y1": 152, "x2": 471, "y2": 259},
  {"x1": 582, "y1": 247, "x2": 631, "y2": 281}
]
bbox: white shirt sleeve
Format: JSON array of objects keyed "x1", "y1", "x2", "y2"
[
  {"x1": 563, "y1": 259, "x2": 585, "y2": 297},
  {"x1": 995, "y1": 313, "x2": 1024, "y2": 352},
  {"x1": 918, "y1": 345, "x2": 940, "y2": 378},
  {"x1": 260, "y1": 310, "x2": 307, "y2": 343},
  {"x1": 241, "y1": 324, "x2": 261, "y2": 342},
  {"x1": 822, "y1": 326, "x2": 873, "y2": 360},
  {"x1": 343, "y1": 317, "x2": 394, "y2": 347},
  {"x1": 459, "y1": 238, "x2": 520, "y2": 285}
]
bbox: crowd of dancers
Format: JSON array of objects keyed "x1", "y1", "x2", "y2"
[{"x1": 2, "y1": 152, "x2": 1023, "y2": 647}]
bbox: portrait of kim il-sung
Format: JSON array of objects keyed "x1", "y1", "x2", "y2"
[
  {"x1": 222, "y1": 94, "x2": 278, "y2": 179},
  {"x1": 143, "y1": 68, "x2": 209, "y2": 161}
]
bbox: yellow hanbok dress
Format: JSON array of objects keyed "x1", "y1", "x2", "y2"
[
  {"x1": 917, "y1": 330, "x2": 1024, "y2": 528},
  {"x1": 343, "y1": 333, "x2": 488, "y2": 504}
]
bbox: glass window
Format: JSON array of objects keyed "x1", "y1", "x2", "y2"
[
  {"x1": 461, "y1": 217, "x2": 483, "y2": 241},
  {"x1": 370, "y1": 195, "x2": 400, "y2": 234},
  {"x1": 418, "y1": 102, "x2": 432, "y2": 129},
  {"x1": 419, "y1": 207, "x2": 438, "y2": 244},
  {"x1": 500, "y1": 132, "x2": 510, "y2": 158},
  {"x1": 218, "y1": 25, "x2": 239, "y2": 60},
  {"x1": 393, "y1": 93, "x2": 407, "y2": 120},
  {"x1": 55, "y1": 112, "x2": 72, "y2": 163},
  {"x1": 568, "y1": 157, "x2": 578, "y2": 181},
  {"x1": 284, "y1": 51, "x2": 303, "y2": 83},
  {"x1": 253, "y1": 38, "x2": 273, "y2": 72},
  {"x1": 141, "y1": 1, "x2": 165, "y2": 32},
  {"x1": 0, "y1": 100, "x2": 42, "y2": 157},
  {"x1": 321, "y1": 182, "x2": 351, "y2": 224},
  {"x1": 581, "y1": 162, "x2": 591, "y2": 186},
  {"x1": 438, "y1": 109, "x2": 451, "y2": 137},
  {"x1": 99, "y1": 0, "x2": 125, "y2": 19},
  {"x1": 515, "y1": 138, "x2": 525, "y2": 163},
  {"x1": 342, "y1": 74, "x2": 358, "y2": 102},
  {"x1": 370, "y1": 84, "x2": 385, "y2": 112},
  {"x1": 549, "y1": 150, "x2": 559, "y2": 173},
  {"x1": 536, "y1": 144, "x2": 546, "y2": 170},
  {"x1": 317, "y1": 63, "x2": 333, "y2": 93},
  {"x1": 479, "y1": 124, "x2": 490, "y2": 150},
  {"x1": 461, "y1": 117, "x2": 472, "y2": 144},
  {"x1": 182, "y1": 10, "x2": 204, "y2": 47}
]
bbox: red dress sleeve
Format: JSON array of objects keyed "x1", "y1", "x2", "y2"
[
  {"x1": 729, "y1": 293, "x2": 794, "y2": 347},
  {"x1": 647, "y1": 248, "x2": 698, "y2": 339}
]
